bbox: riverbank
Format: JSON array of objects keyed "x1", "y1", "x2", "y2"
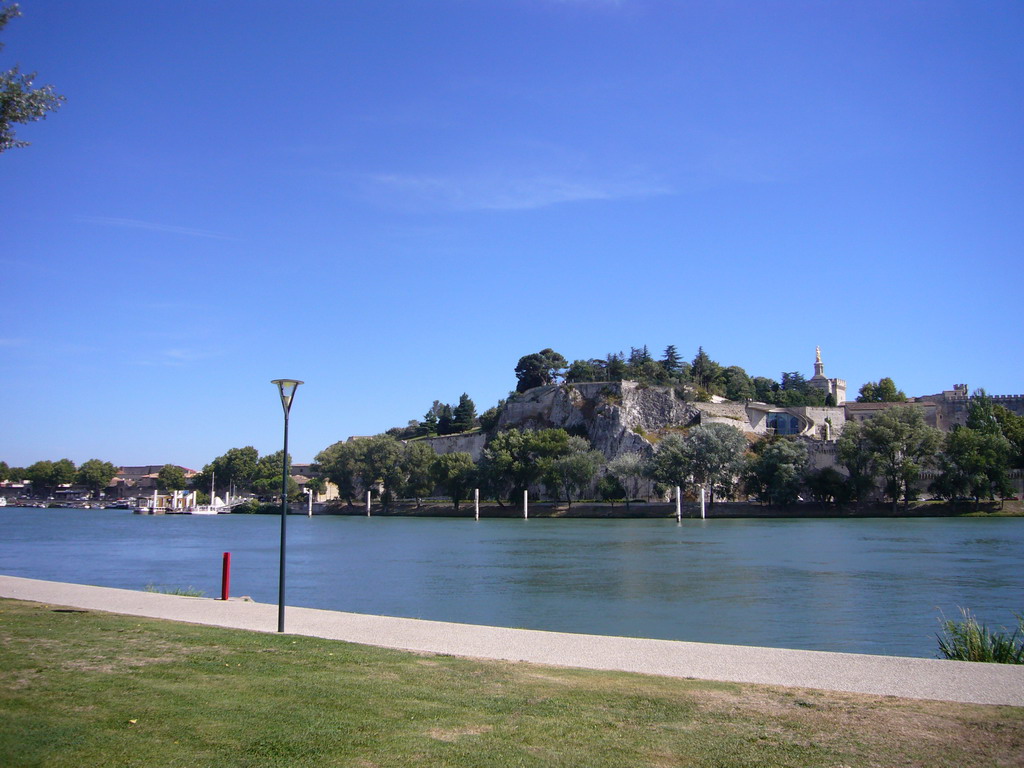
[
  {"x1": 2, "y1": 575, "x2": 1023, "y2": 706},
  {"x1": 318, "y1": 498, "x2": 1024, "y2": 519},
  {"x1": 3, "y1": 595, "x2": 1020, "y2": 768}
]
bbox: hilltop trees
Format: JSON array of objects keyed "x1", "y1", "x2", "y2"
[
  {"x1": 856, "y1": 378, "x2": 906, "y2": 403},
  {"x1": 452, "y1": 393, "x2": 477, "y2": 433},
  {"x1": 515, "y1": 349, "x2": 568, "y2": 392}
]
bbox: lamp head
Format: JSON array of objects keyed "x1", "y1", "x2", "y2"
[{"x1": 271, "y1": 379, "x2": 303, "y2": 415}]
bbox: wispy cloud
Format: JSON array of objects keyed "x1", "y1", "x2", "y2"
[
  {"x1": 367, "y1": 171, "x2": 671, "y2": 211},
  {"x1": 77, "y1": 216, "x2": 238, "y2": 241}
]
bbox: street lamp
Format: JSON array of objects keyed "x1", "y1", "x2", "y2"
[{"x1": 271, "y1": 378, "x2": 303, "y2": 633}]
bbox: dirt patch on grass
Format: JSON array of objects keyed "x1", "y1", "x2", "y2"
[
  {"x1": 692, "y1": 683, "x2": 1024, "y2": 766},
  {"x1": 426, "y1": 725, "x2": 493, "y2": 742}
]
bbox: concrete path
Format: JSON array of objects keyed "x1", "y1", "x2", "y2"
[{"x1": 2, "y1": 575, "x2": 1022, "y2": 707}]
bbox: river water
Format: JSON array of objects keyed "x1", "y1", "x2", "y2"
[{"x1": 2, "y1": 507, "x2": 1022, "y2": 658}]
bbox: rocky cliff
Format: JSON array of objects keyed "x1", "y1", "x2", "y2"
[{"x1": 493, "y1": 381, "x2": 701, "y2": 459}]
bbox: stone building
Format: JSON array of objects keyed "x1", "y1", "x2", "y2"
[{"x1": 807, "y1": 346, "x2": 847, "y2": 405}]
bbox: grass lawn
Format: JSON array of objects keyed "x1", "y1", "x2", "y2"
[{"x1": 1, "y1": 598, "x2": 1022, "y2": 767}]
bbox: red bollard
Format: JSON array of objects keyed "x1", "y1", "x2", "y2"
[{"x1": 221, "y1": 552, "x2": 231, "y2": 601}]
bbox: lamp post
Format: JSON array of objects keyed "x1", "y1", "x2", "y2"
[{"x1": 271, "y1": 378, "x2": 303, "y2": 633}]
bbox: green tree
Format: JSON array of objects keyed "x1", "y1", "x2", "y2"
[
  {"x1": 52, "y1": 458, "x2": 76, "y2": 487},
  {"x1": 647, "y1": 424, "x2": 746, "y2": 506},
  {"x1": 745, "y1": 437, "x2": 808, "y2": 506},
  {"x1": 196, "y1": 446, "x2": 259, "y2": 496},
  {"x1": 436, "y1": 403, "x2": 455, "y2": 436},
  {"x1": 836, "y1": 420, "x2": 876, "y2": 504},
  {"x1": 76, "y1": 459, "x2": 118, "y2": 498},
  {"x1": 431, "y1": 452, "x2": 476, "y2": 512},
  {"x1": 251, "y1": 450, "x2": 298, "y2": 500},
  {"x1": 26, "y1": 458, "x2": 75, "y2": 497},
  {"x1": 691, "y1": 347, "x2": 722, "y2": 393},
  {"x1": 419, "y1": 402, "x2": 441, "y2": 437},
  {"x1": 993, "y1": 405, "x2": 1024, "y2": 469},
  {"x1": 606, "y1": 452, "x2": 646, "y2": 510},
  {"x1": 315, "y1": 440, "x2": 363, "y2": 506},
  {"x1": 660, "y1": 345, "x2": 682, "y2": 378},
  {"x1": 932, "y1": 427, "x2": 1013, "y2": 508},
  {"x1": 863, "y1": 406, "x2": 942, "y2": 511},
  {"x1": 856, "y1": 377, "x2": 907, "y2": 403},
  {"x1": 0, "y1": 460, "x2": 8, "y2": 482},
  {"x1": 478, "y1": 428, "x2": 571, "y2": 504},
  {"x1": 24, "y1": 460, "x2": 53, "y2": 495},
  {"x1": 604, "y1": 352, "x2": 627, "y2": 381},
  {"x1": 804, "y1": 466, "x2": 849, "y2": 505},
  {"x1": 966, "y1": 389, "x2": 1000, "y2": 435},
  {"x1": 542, "y1": 436, "x2": 603, "y2": 507},
  {"x1": 723, "y1": 366, "x2": 754, "y2": 401},
  {"x1": 0, "y1": 3, "x2": 65, "y2": 152},
  {"x1": 357, "y1": 435, "x2": 406, "y2": 506},
  {"x1": 565, "y1": 359, "x2": 599, "y2": 383},
  {"x1": 478, "y1": 402, "x2": 503, "y2": 432},
  {"x1": 753, "y1": 376, "x2": 779, "y2": 403},
  {"x1": 156, "y1": 464, "x2": 187, "y2": 493},
  {"x1": 514, "y1": 349, "x2": 568, "y2": 392},
  {"x1": 304, "y1": 476, "x2": 326, "y2": 497},
  {"x1": 402, "y1": 441, "x2": 437, "y2": 506},
  {"x1": 452, "y1": 393, "x2": 477, "y2": 433}
]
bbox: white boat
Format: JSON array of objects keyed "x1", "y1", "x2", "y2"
[
  {"x1": 185, "y1": 471, "x2": 224, "y2": 514},
  {"x1": 0, "y1": 497, "x2": 7, "y2": 507}
]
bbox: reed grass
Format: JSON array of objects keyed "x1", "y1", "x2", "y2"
[
  {"x1": 143, "y1": 583, "x2": 206, "y2": 597},
  {"x1": 937, "y1": 608, "x2": 1024, "y2": 664}
]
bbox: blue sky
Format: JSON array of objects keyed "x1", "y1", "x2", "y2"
[{"x1": 2, "y1": 0, "x2": 1022, "y2": 470}]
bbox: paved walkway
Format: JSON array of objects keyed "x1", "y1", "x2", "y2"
[{"x1": 2, "y1": 575, "x2": 1022, "y2": 706}]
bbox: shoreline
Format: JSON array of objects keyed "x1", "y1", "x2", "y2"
[
  {"x1": 2, "y1": 573, "x2": 1022, "y2": 706},
  {"x1": 313, "y1": 499, "x2": 1024, "y2": 519}
]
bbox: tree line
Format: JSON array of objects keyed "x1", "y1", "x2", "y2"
[
  {"x1": 515, "y1": 346, "x2": 910, "y2": 408},
  {"x1": 374, "y1": 348, "x2": 918, "y2": 448},
  {"x1": 0, "y1": 458, "x2": 119, "y2": 498},
  {"x1": 313, "y1": 390, "x2": 1023, "y2": 512}
]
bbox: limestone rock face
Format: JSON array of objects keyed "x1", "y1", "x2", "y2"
[{"x1": 494, "y1": 381, "x2": 700, "y2": 459}]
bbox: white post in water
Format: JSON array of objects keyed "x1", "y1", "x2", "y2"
[
  {"x1": 675, "y1": 486, "x2": 682, "y2": 522},
  {"x1": 474, "y1": 488, "x2": 480, "y2": 521},
  {"x1": 523, "y1": 490, "x2": 528, "y2": 519},
  {"x1": 366, "y1": 490, "x2": 371, "y2": 516},
  {"x1": 305, "y1": 487, "x2": 312, "y2": 517},
  {"x1": 700, "y1": 486, "x2": 706, "y2": 519}
]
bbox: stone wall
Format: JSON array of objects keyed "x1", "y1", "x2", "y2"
[{"x1": 424, "y1": 431, "x2": 488, "y2": 461}]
